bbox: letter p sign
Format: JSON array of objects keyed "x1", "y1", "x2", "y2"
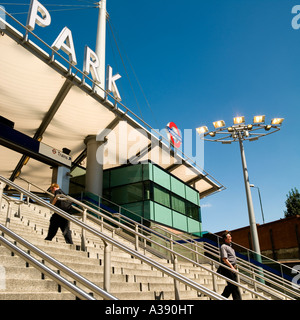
[{"x1": 26, "y1": 0, "x2": 51, "y2": 31}]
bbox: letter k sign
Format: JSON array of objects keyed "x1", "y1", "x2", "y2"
[{"x1": 106, "y1": 65, "x2": 122, "y2": 101}]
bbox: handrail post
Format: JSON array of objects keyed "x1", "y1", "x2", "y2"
[
  {"x1": 251, "y1": 266, "x2": 258, "y2": 292},
  {"x1": 211, "y1": 262, "x2": 217, "y2": 293},
  {"x1": 103, "y1": 241, "x2": 111, "y2": 293},
  {"x1": 172, "y1": 254, "x2": 180, "y2": 300},
  {"x1": 26, "y1": 183, "x2": 31, "y2": 205},
  {"x1": 81, "y1": 209, "x2": 87, "y2": 251},
  {"x1": 135, "y1": 224, "x2": 139, "y2": 251},
  {"x1": 5, "y1": 202, "x2": 12, "y2": 228},
  {"x1": 100, "y1": 216, "x2": 104, "y2": 232},
  {"x1": 194, "y1": 242, "x2": 199, "y2": 264},
  {"x1": 0, "y1": 181, "x2": 5, "y2": 213},
  {"x1": 170, "y1": 235, "x2": 180, "y2": 300}
]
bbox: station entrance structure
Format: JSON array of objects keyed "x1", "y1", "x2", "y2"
[{"x1": 0, "y1": 6, "x2": 224, "y2": 236}]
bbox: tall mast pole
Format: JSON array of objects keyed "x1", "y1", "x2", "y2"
[
  {"x1": 95, "y1": 0, "x2": 107, "y2": 98},
  {"x1": 238, "y1": 132, "x2": 262, "y2": 259}
]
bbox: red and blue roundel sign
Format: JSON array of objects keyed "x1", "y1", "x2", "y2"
[{"x1": 166, "y1": 122, "x2": 182, "y2": 148}]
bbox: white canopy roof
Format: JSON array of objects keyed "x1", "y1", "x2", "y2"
[{"x1": 0, "y1": 18, "x2": 224, "y2": 198}]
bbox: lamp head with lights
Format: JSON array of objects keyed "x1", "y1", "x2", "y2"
[
  {"x1": 196, "y1": 126, "x2": 209, "y2": 135},
  {"x1": 213, "y1": 120, "x2": 226, "y2": 129},
  {"x1": 253, "y1": 115, "x2": 265, "y2": 124},
  {"x1": 196, "y1": 115, "x2": 284, "y2": 143},
  {"x1": 271, "y1": 118, "x2": 284, "y2": 125},
  {"x1": 233, "y1": 116, "x2": 245, "y2": 125}
]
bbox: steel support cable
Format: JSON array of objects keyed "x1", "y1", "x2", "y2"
[
  {"x1": 107, "y1": 19, "x2": 160, "y2": 129},
  {"x1": 107, "y1": 19, "x2": 145, "y2": 121},
  {"x1": 0, "y1": 3, "x2": 96, "y2": 15}
]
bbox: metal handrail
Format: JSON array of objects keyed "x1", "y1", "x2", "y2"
[
  {"x1": 1, "y1": 8, "x2": 225, "y2": 192},
  {"x1": 14, "y1": 177, "x2": 299, "y2": 299},
  {"x1": 77, "y1": 191, "x2": 300, "y2": 297},
  {"x1": 76, "y1": 195, "x2": 299, "y2": 299},
  {"x1": 199, "y1": 239, "x2": 292, "y2": 289},
  {"x1": 0, "y1": 176, "x2": 227, "y2": 300},
  {"x1": 0, "y1": 223, "x2": 118, "y2": 300},
  {"x1": 77, "y1": 189, "x2": 300, "y2": 283},
  {"x1": 203, "y1": 231, "x2": 300, "y2": 278},
  {"x1": 0, "y1": 233, "x2": 96, "y2": 300},
  {"x1": 76, "y1": 199, "x2": 297, "y2": 300}
]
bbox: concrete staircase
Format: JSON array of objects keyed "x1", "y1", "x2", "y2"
[{"x1": 0, "y1": 199, "x2": 276, "y2": 300}]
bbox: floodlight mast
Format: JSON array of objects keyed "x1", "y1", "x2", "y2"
[
  {"x1": 196, "y1": 117, "x2": 284, "y2": 262},
  {"x1": 95, "y1": 0, "x2": 107, "y2": 98},
  {"x1": 238, "y1": 130, "x2": 261, "y2": 259}
]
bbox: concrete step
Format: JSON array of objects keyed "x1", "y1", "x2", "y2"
[
  {"x1": 1, "y1": 200, "x2": 276, "y2": 300},
  {"x1": 3, "y1": 278, "x2": 60, "y2": 292},
  {"x1": 0, "y1": 292, "x2": 76, "y2": 300}
]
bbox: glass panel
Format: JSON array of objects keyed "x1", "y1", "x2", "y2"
[
  {"x1": 171, "y1": 176, "x2": 185, "y2": 197},
  {"x1": 144, "y1": 181, "x2": 151, "y2": 200},
  {"x1": 171, "y1": 194, "x2": 185, "y2": 215},
  {"x1": 121, "y1": 202, "x2": 143, "y2": 223},
  {"x1": 111, "y1": 182, "x2": 144, "y2": 205},
  {"x1": 186, "y1": 202, "x2": 199, "y2": 220},
  {"x1": 153, "y1": 203, "x2": 172, "y2": 225},
  {"x1": 185, "y1": 185, "x2": 199, "y2": 205},
  {"x1": 153, "y1": 165, "x2": 170, "y2": 189},
  {"x1": 187, "y1": 217, "x2": 201, "y2": 235},
  {"x1": 110, "y1": 164, "x2": 143, "y2": 187},
  {"x1": 142, "y1": 163, "x2": 150, "y2": 180},
  {"x1": 172, "y1": 211, "x2": 188, "y2": 232},
  {"x1": 153, "y1": 184, "x2": 170, "y2": 207},
  {"x1": 103, "y1": 170, "x2": 110, "y2": 189}
]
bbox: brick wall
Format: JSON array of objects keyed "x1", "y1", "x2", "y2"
[{"x1": 217, "y1": 215, "x2": 300, "y2": 260}]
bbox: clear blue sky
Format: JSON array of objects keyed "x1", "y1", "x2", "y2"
[{"x1": 3, "y1": 0, "x2": 300, "y2": 233}]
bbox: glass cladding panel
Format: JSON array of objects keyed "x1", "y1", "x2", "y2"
[
  {"x1": 187, "y1": 217, "x2": 201, "y2": 234},
  {"x1": 103, "y1": 170, "x2": 110, "y2": 189},
  {"x1": 170, "y1": 176, "x2": 185, "y2": 198},
  {"x1": 172, "y1": 211, "x2": 188, "y2": 232},
  {"x1": 186, "y1": 202, "x2": 199, "y2": 220},
  {"x1": 111, "y1": 182, "x2": 143, "y2": 204},
  {"x1": 144, "y1": 181, "x2": 151, "y2": 200},
  {"x1": 153, "y1": 165, "x2": 170, "y2": 189},
  {"x1": 185, "y1": 185, "x2": 199, "y2": 205},
  {"x1": 171, "y1": 194, "x2": 185, "y2": 214},
  {"x1": 153, "y1": 184, "x2": 170, "y2": 207},
  {"x1": 110, "y1": 165, "x2": 143, "y2": 187},
  {"x1": 153, "y1": 203, "x2": 172, "y2": 225}
]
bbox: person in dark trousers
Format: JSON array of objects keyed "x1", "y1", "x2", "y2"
[
  {"x1": 44, "y1": 183, "x2": 73, "y2": 244},
  {"x1": 219, "y1": 231, "x2": 242, "y2": 300}
]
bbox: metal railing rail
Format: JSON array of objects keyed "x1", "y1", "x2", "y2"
[
  {"x1": 205, "y1": 232, "x2": 288, "y2": 271},
  {"x1": 78, "y1": 200, "x2": 297, "y2": 300},
  {"x1": 0, "y1": 235, "x2": 94, "y2": 300},
  {"x1": 76, "y1": 191, "x2": 300, "y2": 298},
  {"x1": 14, "y1": 187, "x2": 277, "y2": 299},
  {"x1": 0, "y1": 176, "x2": 228, "y2": 300},
  {"x1": 192, "y1": 238, "x2": 299, "y2": 299},
  {"x1": 75, "y1": 197, "x2": 299, "y2": 299},
  {"x1": 200, "y1": 233, "x2": 300, "y2": 290},
  {"x1": 1, "y1": 194, "x2": 24, "y2": 228},
  {"x1": 0, "y1": 223, "x2": 117, "y2": 300},
  {"x1": 77, "y1": 189, "x2": 300, "y2": 283},
  {"x1": 0, "y1": 8, "x2": 225, "y2": 192},
  {"x1": 14, "y1": 177, "x2": 299, "y2": 299},
  {"x1": 202, "y1": 239, "x2": 297, "y2": 292},
  {"x1": 0, "y1": 7, "x2": 296, "y2": 298}
]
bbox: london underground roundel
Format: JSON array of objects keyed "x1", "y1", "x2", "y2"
[{"x1": 166, "y1": 122, "x2": 182, "y2": 148}]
